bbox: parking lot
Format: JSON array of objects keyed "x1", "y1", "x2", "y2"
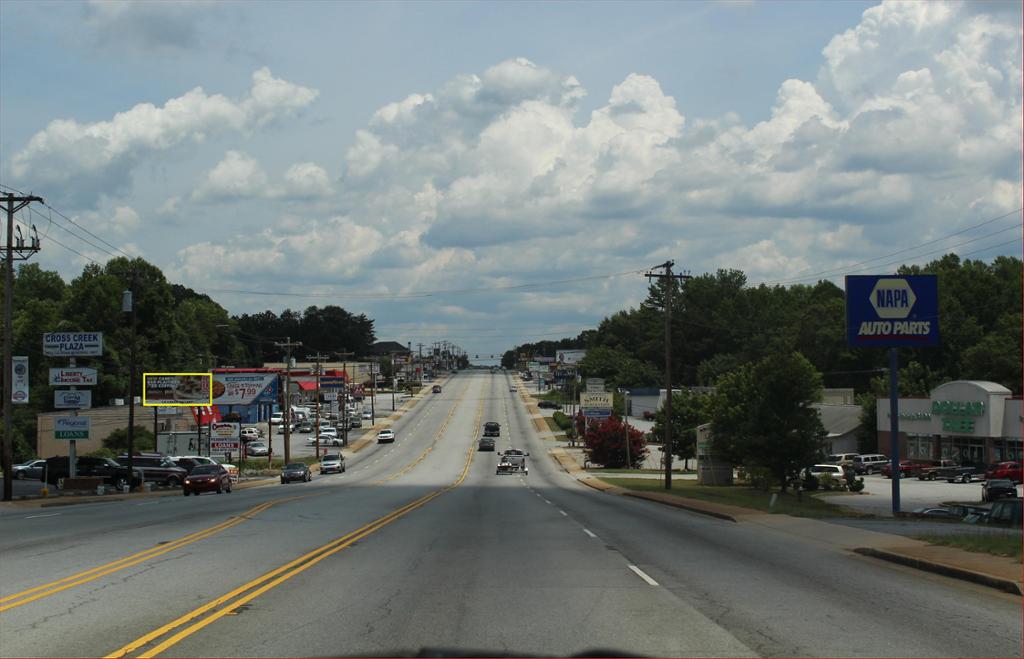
[{"x1": 821, "y1": 473, "x2": 1023, "y2": 516}]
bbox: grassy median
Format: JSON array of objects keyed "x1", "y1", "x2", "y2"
[
  {"x1": 599, "y1": 477, "x2": 868, "y2": 518},
  {"x1": 913, "y1": 533, "x2": 1022, "y2": 561}
]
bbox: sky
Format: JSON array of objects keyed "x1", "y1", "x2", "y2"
[{"x1": 1, "y1": 0, "x2": 1021, "y2": 360}]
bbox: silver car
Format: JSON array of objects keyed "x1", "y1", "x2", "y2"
[{"x1": 320, "y1": 453, "x2": 346, "y2": 474}]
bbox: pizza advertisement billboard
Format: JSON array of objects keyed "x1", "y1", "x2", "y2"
[
  {"x1": 211, "y1": 373, "x2": 279, "y2": 405},
  {"x1": 143, "y1": 373, "x2": 212, "y2": 406}
]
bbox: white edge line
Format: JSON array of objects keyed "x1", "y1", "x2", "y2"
[
  {"x1": 628, "y1": 564, "x2": 659, "y2": 586},
  {"x1": 582, "y1": 528, "x2": 597, "y2": 538},
  {"x1": 24, "y1": 513, "x2": 61, "y2": 519}
]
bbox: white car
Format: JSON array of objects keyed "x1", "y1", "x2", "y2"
[
  {"x1": 246, "y1": 442, "x2": 269, "y2": 457},
  {"x1": 240, "y1": 427, "x2": 262, "y2": 441},
  {"x1": 270, "y1": 413, "x2": 284, "y2": 425},
  {"x1": 376, "y1": 429, "x2": 395, "y2": 443},
  {"x1": 307, "y1": 428, "x2": 341, "y2": 446}
]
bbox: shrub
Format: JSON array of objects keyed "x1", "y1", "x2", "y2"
[
  {"x1": 817, "y1": 474, "x2": 844, "y2": 491},
  {"x1": 802, "y1": 472, "x2": 819, "y2": 491},
  {"x1": 85, "y1": 448, "x2": 116, "y2": 459},
  {"x1": 583, "y1": 416, "x2": 647, "y2": 469},
  {"x1": 551, "y1": 411, "x2": 573, "y2": 431}
]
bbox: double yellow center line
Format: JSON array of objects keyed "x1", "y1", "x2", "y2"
[
  {"x1": 0, "y1": 497, "x2": 304, "y2": 613},
  {"x1": 108, "y1": 382, "x2": 487, "y2": 659}
]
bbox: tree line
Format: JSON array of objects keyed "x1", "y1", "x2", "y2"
[{"x1": 2, "y1": 257, "x2": 377, "y2": 460}]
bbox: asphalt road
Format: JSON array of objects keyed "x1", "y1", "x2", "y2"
[{"x1": 0, "y1": 371, "x2": 1020, "y2": 658}]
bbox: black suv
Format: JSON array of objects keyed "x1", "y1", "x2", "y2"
[
  {"x1": 483, "y1": 422, "x2": 500, "y2": 437},
  {"x1": 116, "y1": 455, "x2": 188, "y2": 487},
  {"x1": 42, "y1": 456, "x2": 143, "y2": 490}
]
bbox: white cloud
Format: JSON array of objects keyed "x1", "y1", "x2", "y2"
[
  {"x1": 10, "y1": 68, "x2": 318, "y2": 207},
  {"x1": 193, "y1": 151, "x2": 334, "y2": 201}
]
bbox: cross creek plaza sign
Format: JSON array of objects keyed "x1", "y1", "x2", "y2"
[
  {"x1": 43, "y1": 332, "x2": 103, "y2": 356},
  {"x1": 845, "y1": 275, "x2": 939, "y2": 347}
]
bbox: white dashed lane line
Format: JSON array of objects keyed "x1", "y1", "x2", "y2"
[
  {"x1": 582, "y1": 528, "x2": 597, "y2": 539},
  {"x1": 628, "y1": 565, "x2": 659, "y2": 586},
  {"x1": 559, "y1": 510, "x2": 568, "y2": 517}
]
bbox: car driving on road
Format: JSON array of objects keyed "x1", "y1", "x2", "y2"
[
  {"x1": 280, "y1": 463, "x2": 312, "y2": 483},
  {"x1": 377, "y1": 429, "x2": 395, "y2": 443},
  {"x1": 320, "y1": 453, "x2": 346, "y2": 474},
  {"x1": 182, "y1": 465, "x2": 232, "y2": 496}
]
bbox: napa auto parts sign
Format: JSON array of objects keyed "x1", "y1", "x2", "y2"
[
  {"x1": 845, "y1": 275, "x2": 939, "y2": 347},
  {"x1": 212, "y1": 373, "x2": 279, "y2": 405}
]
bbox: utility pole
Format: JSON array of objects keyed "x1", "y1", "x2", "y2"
[
  {"x1": 2, "y1": 193, "x2": 42, "y2": 502},
  {"x1": 274, "y1": 338, "x2": 302, "y2": 464},
  {"x1": 335, "y1": 351, "x2": 354, "y2": 447},
  {"x1": 646, "y1": 260, "x2": 690, "y2": 490},
  {"x1": 391, "y1": 353, "x2": 397, "y2": 411},
  {"x1": 123, "y1": 276, "x2": 138, "y2": 491},
  {"x1": 307, "y1": 351, "x2": 330, "y2": 460}
]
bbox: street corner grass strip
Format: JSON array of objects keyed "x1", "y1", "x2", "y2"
[{"x1": 852, "y1": 547, "x2": 1023, "y2": 596}]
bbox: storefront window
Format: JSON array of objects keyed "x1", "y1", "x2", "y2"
[
  {"x1": 994, "y1": 439, "x2": 1023, "y2": 463},
  {"x1": 906, "y1": 435, "x2": 932, "y2": 460},
  {"x1": 941, "y1": 436, "x2": 985, "y2": 466}
]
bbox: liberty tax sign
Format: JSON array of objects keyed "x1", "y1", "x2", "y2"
[{"x1": 845, "y1": 275, "x2": 938, "y2": 348}]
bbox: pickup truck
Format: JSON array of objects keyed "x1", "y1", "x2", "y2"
[{"x1": 918, "y1": 460, "x2": 983, "y2": 483}]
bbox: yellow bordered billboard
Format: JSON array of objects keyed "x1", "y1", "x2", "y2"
[{"x1": 143, "y1": 372, "x2": 213, "y2": 406}]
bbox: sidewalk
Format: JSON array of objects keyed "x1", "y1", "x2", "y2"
[
  {"x1": 0, "y1": 476, "x2": 277, "y2": 509},
  {"x1": 547, "y1": 446, "x2": 1023, "y2": 596}
]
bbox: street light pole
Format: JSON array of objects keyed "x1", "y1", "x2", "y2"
[{"x1": 123, "y1": 285, "x2": 137, "y2": 492}]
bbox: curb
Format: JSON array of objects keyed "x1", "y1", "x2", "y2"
[
  {"x1": 618, "y1": 491, "x2": 738, "y2": 522},
  {"x1": 853, "y1": 547, "x2": 1023, "y2": 596}
]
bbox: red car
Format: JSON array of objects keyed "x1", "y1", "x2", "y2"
[
  {"x1": 985, "y1": 462, "x2": 1023, "y2": 483},
  {"x1": 182, "y1": 465, "x2": 233, "y2": 495},
  {"x1": 880, "y1": 460, "x2": 920, "y2": 478}
]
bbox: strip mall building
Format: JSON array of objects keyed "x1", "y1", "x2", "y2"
[{"x1": 876, "y1": 380, "x2": 1022, "y2": 466}]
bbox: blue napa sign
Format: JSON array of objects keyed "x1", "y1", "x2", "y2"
[{"x1": 845, "y1": 275, "x2": 939, "y2": 347}]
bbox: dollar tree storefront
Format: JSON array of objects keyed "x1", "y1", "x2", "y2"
[{"x1": 876, "y1": 380, "x2": 1022, "y2": 467}]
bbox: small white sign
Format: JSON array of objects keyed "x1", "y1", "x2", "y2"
[
  {"x1": 54, "y1": 415, "x2": 91, "y2": 440},
  {"x1": 210, "y1": 422, "x2": 240, "y2": 439},
  {"x1": 43, "y1": 332, "x2": 103, "y2": 357},
  {"x1": 586, "y1": 378, "x2": 605, "y2": 393},
  {"x1": 49, "y1": 367, "x2": 98, "y2": 386},
  {"x1": 55, "y1": 390, "x2": 92, "y2": 409},
  {"x1": 12, "y1": 356, "x2": 29, "y2": 404},
  {"x1": 580, "y1": 392, "x2": 613, "y2": 409}
]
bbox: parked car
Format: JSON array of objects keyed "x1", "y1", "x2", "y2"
[
  {"x1": 826, "y1": 453, "x2": 859, "y2": 467},
  {"x1": 801, "y1": 464, "x2": 848, "y2": 488},
  {"x1": 985, "y1": 461, "x2": 1023, "y2": 484},
  {"x1": 881, "y1": 460, "x2": 921, "y2": 478},
  {"x1": 537, "y1": 401, "x2": 560, "y2": 409},
  {"x1": 320, "y1": 453, "x2": 346, "y2": 474},
  {"x1": 307, "y1": 428, "x2": 341, "y2": 446},
  {"x1": 270, "y1": 413, "x2": 284, "y2": 425},
  {"x1": 281, "y1": 463, "x2": 312, "y2": 483},
  {"x1": 982, "y1": 479, "x2": 1018, "y2": 502},
  {"x1": 246, "y1": 442, "x2": 269, "y2": 457},
  {"x1": 377, "y1": 429, "x2": 395, "y2": 443},
  {"x1": 116, "y1": 454, "x2": 187, "y2": 487},
  {"x1": 42, "y1": 456, "x2": 144, "y2": 490},
  {"x1": 295, "y1": 421, "x2": 313, "y2": 434},
  {"x1": 12, "y1": 459, "x2": 46, "y2": 480},
  {"x1": 909, "y1": 506, "x2": 956, "y2": 519},
  {"x1": 182, "y1": 465, "x2": 232, "y2": 496},
  {"x1": 509, "y1": 386, "x2": 516, "y2": 392},
  {"x1": 851, "y1": 454, "x2": 889, "y2": 474},
  {"x1": 984, "y1": 499, "x2": 1022, "y2": 527},
  {"x1": 362, "y1": 410, "x2": 373, "y2": 420},
  {"x1": 240, "y1": 427, "x2": 262, "y2": 441}
]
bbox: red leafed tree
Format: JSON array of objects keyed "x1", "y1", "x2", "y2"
[{"x1": 584, "y1": 415, "x2": 647, "y2": 469}]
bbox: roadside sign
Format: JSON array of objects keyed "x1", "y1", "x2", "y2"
[
  {"x1": 54, "y1": 416, "x2": 91, "y2": 440},
  {"x1": 211, "y1": 439, "x2": 241, "y2": 453},
  {"x1": 143, "y1": 373, "x2": 212, "y2": 406},
  {"x1": 580, "y1": 392, "x2": 613, "y2": 409},
  {"x1": 12, "y1": 356, "x2": 29, "y2": 404},
  {"x1": 583, "y1": 409, "x2": 612, "y2": 419},
  {"x1": 586, "y1": 378, "x2": 605, "y2": 393},
  {"x1": 43, "y1": 332, "x2": 103, "y2": 357},
  {"x1": 210, "y1": 422, "x2": 240, "y2": 439},
  {"x1": 49, "y1": 367, "x2": 98, "y2": 386},
  {"x1": 55, "y1": 390, "x2": 92, "y2": 409},
  {"x1": 845, "y1": 275, "x2": 939, "y2": 347},
  {"x1": 319, "y1": 376, "x2": 347, "y2": 389}
]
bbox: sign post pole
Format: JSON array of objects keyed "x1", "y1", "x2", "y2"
[{"x1": 889, "y1": 347, "x2": 901, "y2": 515}]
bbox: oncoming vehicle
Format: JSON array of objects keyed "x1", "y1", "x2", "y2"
[
  {"x1": 496, "y1": 449, "x2": 529, "y2": 475},
  {"x1": 182, "y1": 465, "x2": 232, "y2": 496},
  {"x1": 432, "y1": 385, "x2": 442, "y2": 393},
  {"x1": 377, "y1": 429, "x2": 395, "y2": 443},
  {"x1": 320, "y1": 453, "x2": 346, "y2": 474},
  {"x1": 281, "y1": 463, "x2": 312, "y2": 483}
]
